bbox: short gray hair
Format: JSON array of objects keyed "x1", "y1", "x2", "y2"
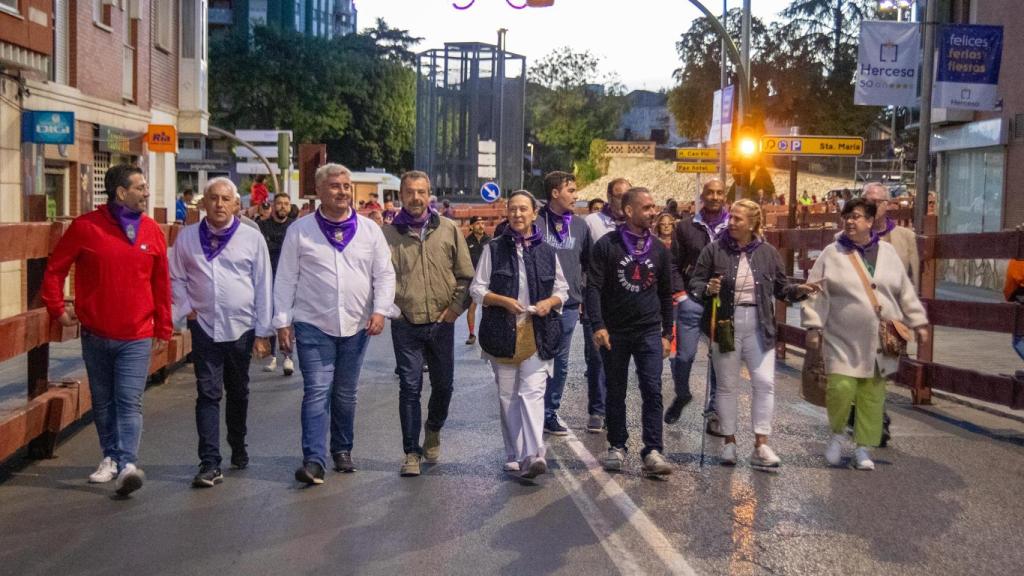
[
  {"x1": 205, "y1": 177, "x2": 239, "y2": 199},
  {"x1": 315, "y1": 163, "x2": 352, "y2": 186},
  {"x1": 862, "y1": 182, "x2": 887, "y2": 200}
]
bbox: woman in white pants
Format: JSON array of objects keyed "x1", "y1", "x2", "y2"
[
  {"x1": 470, "y1": 191, "x2": 568, "y2": 478},
  {"x1": 690, "y1": 200, "x2": 818, "y2": 467}
]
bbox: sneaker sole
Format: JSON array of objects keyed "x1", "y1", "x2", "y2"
[
  {"x1": 751, "y1": 459, "x2": 781, "y2": 468},
  {"x1": 544, "y1": 428, "x2": 569, "y2": 437},
  {"x1": 643, "y1": 466, "x2": 673, "y2": 476},
  {"x1": 88, "y1": 475, "x2": 116, "y2": 484},
  {"x1": 294, "y1": 470, "x2": 324, "y2": 485},
  {"x1": 192, "y1": 475, "x2": 224, "y2": 488},
  {"x1": 399, "y1": 468, "x2": 421, "y2": 477},
  {"x1": 586, "y1": 427, "x2": 604, "y2": 434},
  {"x1": 115, "y1": 473, "x2": 144, "y2": 496},
  {"x1": 521, "y1": 460, "x2": 547, "y2": 479}
]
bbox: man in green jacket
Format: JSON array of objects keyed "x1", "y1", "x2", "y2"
[{"x1": 384, "y1": 171, "x2": 475, "y2": 477}]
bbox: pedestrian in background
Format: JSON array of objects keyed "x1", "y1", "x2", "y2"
[
  {"x1": 536, "y1": 171, "x2": 592, "y2": 437},
  {"x1": 274, "y1": 163, "x2": 395, "y2": 485},
  {"x1": 802, "y1": 198, "x2": 928, "y2": 471},
  {"x1": 176, "y1": 188, "x2": 194, "y2": 222},
  {"x1": 170, "y1": 177, "x2": 273, "y2": 488},
  {"x1": 690, "y1": 199, "x2": 817, "y2": 467},
  {"x1": 465, "y1": 215, "x2": 492, "y2": 345},
  {"x1": 1006, "y1": 259, "x2": 1024, "y2": 362},
  {"x1": 250, "y1": 174, "x2": 269, "y2": 208},
  {"x1": 587, "y1": 187, "x2": 674, "y2": 476},
  {"x1": 654, "y1": 212, "x2": 675, "y2": 248},
  {"x1": 587, "y1": 198, "x2": 605, "y2": 214},
  {"x1": 259, "y1": 192, "x2": 297, "y2": 376},
  {"x1": 385, "y1": 171, "x2": 474, "y2": 478},
  {"x1": 471, "y1": 190, "x2": 567, "y2": 478},
  {"x1": 42, "y1": 164, "x2": 172, "y2": 496}
]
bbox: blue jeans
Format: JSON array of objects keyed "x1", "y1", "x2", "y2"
[
  {"x1": 672, "y1": 297, "x2": 718, "y2": 411},
  {"x1": 391, "y1": 319, "x2": 455, "y2": 454},
  {"x1": 295, "y1": 322, "x2": 370, "y2": 468},
  {"x1": 1014, "y1": 335, "x2": 1024, "y2": 362},
  {"x1": 189, "y1": 321, "x2": 254, "y2": 467},
  {"x1": 543, "y1": 305, "x2": 580, "y2": 421},
  {"x1": 80, "y1": 330, "x2": 152, "y2": 471},
  {"x1": 601, "y1": 330, "x2": 664, "y2": 458},
  {"x1": 581, "y1": 313, "x2": 606, "y2": 416}
]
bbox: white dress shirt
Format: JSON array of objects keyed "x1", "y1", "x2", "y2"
[
  {"x1": 584, "y1": 210, "x2": 618, "y2": 245},
  {"x1": 170, "y1": 218, "x2": 274, "y2": 342},
  {"x1": 273, "y1": 211, "x2": 396, "y2": 337}
]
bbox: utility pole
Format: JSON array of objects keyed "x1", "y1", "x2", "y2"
[
  {"x1": 496, "y1": 28, "x2": 507, "y2": 195},
  {"x1": 718, "y1": 0, "x2": 727, "y2": 186},
  {"x1": 913, "y1": 0, "x2": 937, "y2": 233}
]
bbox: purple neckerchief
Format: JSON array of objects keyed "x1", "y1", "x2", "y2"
[
  {"x1": 600, "y1": 204, "x2": 624, "y2": 227},
  {"x1": 503, "y1": 222, "x2": 544, "y2": 248},
  {"x1": 107, "y1": 202, "x2": 143, "y2": 245},
  {"x1": 695, "y1": 208, "x2": 729, "y2": 240},
  {"x1": 541, "y1": 205, "x2": 574, "y2": 243},
  {"x1": 199, "y1": 217, "x2": 241, "y2": 261},
  {"x1": 392, "y1": 207, "x2": 433, "y2": 230},
  {"x1": 837, "y1": 232, "x2": 880, "y2": 256},
  {"x1": 315, "y1": 208, "x2": 358, "y2": 252},
  {"x1": 878, "y1": 217, "x2": 897, "y2": 236},
  {"x1": 722, "y1": 233, "x2": 763, "y2": 255},
  {"x1": 619, "y1": 226, "x2": 654, "y2": 260}
]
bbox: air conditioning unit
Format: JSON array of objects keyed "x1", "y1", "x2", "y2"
[{"x1": 931, "y1": 107, "x2": 974, "y2": 124}]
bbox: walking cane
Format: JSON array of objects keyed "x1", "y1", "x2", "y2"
[{"x1": 700, "y1": 295, "x2": 720, "y2": 468}]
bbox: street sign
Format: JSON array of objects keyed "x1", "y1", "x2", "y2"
[
  {"x1": 675, "y1": 162, "x2": 720, "y2": 174},
  {"x1": 480, "y1": 181, "x2": 501, "y2": 203},
  {"x1": 759, "y1": 136, "x2": 864, "y2": 157},
  {"x1": 676, "y1": 148, "x2": 719, "y2": 161}
]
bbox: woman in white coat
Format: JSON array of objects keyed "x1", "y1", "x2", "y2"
[
  {"x1": 802, "y1": 198, "x2": 928, "y2": 470},
  {"x1": 470, "y1": 191, "x2": 568, "y2": 479}
]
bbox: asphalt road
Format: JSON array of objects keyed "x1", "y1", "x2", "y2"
[{"x1": 2, "y1": 320, "x2": 1023, "y2": 576}]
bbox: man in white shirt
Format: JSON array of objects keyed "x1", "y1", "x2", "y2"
[
  {"x1": 170, "y1": 177, "x2": 273, "y2": 488},
  {"x1": 273, "y1": 163, "x2": 396, "y2": 485}
]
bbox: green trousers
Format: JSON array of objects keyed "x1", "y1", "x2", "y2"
[{"x1": 826, "y1": 373, "x2": 886, "y2": 447}]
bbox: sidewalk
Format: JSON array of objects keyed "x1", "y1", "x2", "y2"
[{"x1": 0, "y1": 340, "x2": 83, "y2": 414}]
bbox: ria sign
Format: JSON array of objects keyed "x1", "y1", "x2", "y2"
[{"x1": 453, "y1": 0, "x2": 553, "y2": 9}]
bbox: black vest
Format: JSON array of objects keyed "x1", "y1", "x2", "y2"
[{"x1": 478, "y1": 235, "x2": 561, "y2": 360}]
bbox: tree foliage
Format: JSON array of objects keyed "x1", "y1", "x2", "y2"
[
  {"x1": 209, "y1": 21, "x2": 420, "y2": 173},
  {"x1": 668, "y1": 1, "x2": 882, "y2": 142},
  {"x1": 525, "y1": 47, "x2": 627, "y2": 187}
]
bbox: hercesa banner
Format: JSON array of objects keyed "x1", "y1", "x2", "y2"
[
  {"x1": 854, "y1": 21, "x2": 920, "y2": 107},
  {"x1": 933, "y1": 24, "x2": 1003, "y2": 111}
]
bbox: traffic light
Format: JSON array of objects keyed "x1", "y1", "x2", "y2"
[{"x1": 732, "y1": 125, "x2": 760, "y2": 198}]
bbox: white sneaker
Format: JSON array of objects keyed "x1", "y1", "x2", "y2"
[
  {"x1": 283, "y1": 357, "x2": 295, "y2": 376},
  {"x1": 503, "y1": 461, "x2": 520, "y2": 472},
  {"x1": 88, "y1": 457, "x2": 118, "y2": 483},
  {"x1": 751, "y1": 444, "x2": 781, "y2": 468},
  {"x1": 853, "y1": 447, "x2": 875, "y2": 471},
  {"x1": 825, "y1": 434, "x2": 846, "y2": 466},
  {"x1": 263, "y1": 357, "x2": 278, "y2": 372},
  {"x1": 720, "y1": 442, "x2": 738, "y2": 466},
  {"x1": 114, "y1": 463, "x2": 145, "y2": 496}
]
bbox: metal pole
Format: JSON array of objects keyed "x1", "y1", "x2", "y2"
[
  {"x1": 209, "y1": 126, "x2": 282, "y2": 198},
  {"x1": 740, "y1": 0, "x2": 750, "y2": 123},
  {"x1": 913, "y1": 0, "x2": 937, "y2": 233},
  {"x1": 497, "y1": 29, "x2": 507, "y2": 194},
  {"x1": 718, "y1": 0, "x2": 727, "y2": 185},
  {"x1": 891, "y1": 8, "x2": 902, "y2": 153}
]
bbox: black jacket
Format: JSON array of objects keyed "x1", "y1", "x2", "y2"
[
  {"x1": 671, "y1": 214, "x2": 724, "y2": 294},
  {"x1": 688, "y1": 238, "x2": 805, "y2": 347},
  {"x1": 586, "y1": 230, "x2": 674, "y2": 339},
  {"x1": 466, "y1": 232, "x2": 491, "y2": 268},
  {"x1": 478, "y1": 235, "x2": 562, "y2": 361}
]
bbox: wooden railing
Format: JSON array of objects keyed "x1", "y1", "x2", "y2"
[
  {"x1": 603, "y1": 141, "x2": 656, "y2": 158},
  {"x1": 768, "y1": 223, "x2": 1024, "y2": 410},
  {"x1": 0, "y1": 221, "x2": 192, "y2": 463}
]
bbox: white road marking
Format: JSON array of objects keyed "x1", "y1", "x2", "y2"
[{"x1": 550, "y1": 430, "x2": 700, "y2": 576}]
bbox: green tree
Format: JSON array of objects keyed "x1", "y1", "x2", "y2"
[
  {"x1": 209, "y1": 23, "x2": 419, "y2": 173},
  {"x1": 526, "y1": 47, "x2": 627, "y2": 186}
]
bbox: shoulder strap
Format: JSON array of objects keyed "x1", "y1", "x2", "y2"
[{"x1": 847, "y1": 252, "x2": 882, "y2": 318}]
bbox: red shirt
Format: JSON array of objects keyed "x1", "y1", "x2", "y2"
[
  {"x1": 250, "y1": 182, "x2": 269, "y2": 206},
  {"x1": 42, "y1": 207, "x2": 173, "y2": 341}
]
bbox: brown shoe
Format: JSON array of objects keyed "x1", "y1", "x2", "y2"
[
  {"x1": 400, "y1": 453, "x2": 421, "y2": 477},
  {"x1": 423, "y1": 428, "x2": 441, "y2": 463}
]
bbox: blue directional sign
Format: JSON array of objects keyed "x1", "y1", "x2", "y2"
[
  {"x1": 480, "y1": 181, "x2": 501, "y2": 203},
  {"x1": 778, "y1": 140, "x2": 789, "y2": 152},
  {"x1": 792, "y1": 140, "x2": 802, "y2": 152}
]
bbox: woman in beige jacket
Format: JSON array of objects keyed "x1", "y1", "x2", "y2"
[{"x1": 802, "y1": 198, "x2": 928, "y2": 470}]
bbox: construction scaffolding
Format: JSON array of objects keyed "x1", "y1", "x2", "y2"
[{"x1": 415, "y1": 42, "x2": 526, "y2": 199}]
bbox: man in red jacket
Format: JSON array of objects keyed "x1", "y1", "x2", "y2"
[{"x1": 42, "y1": 164, "x2": 172, "y2": 497}]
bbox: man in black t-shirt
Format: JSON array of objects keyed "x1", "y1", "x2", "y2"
[
  {"x1": 258, "y1": 192, "x2": 297, "y2": 375},
  {"x1": 464, "y1": 216, "x2": 491, "y2": 345},
  {"x1": 587, "y1": 187, "x2": 674, "y2": 476}
]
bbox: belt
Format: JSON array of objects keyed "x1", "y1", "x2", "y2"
[{"x1": 735, "y1": 303, "x2": 758, "y2": 307}]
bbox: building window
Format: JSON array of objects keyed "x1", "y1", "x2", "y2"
[
  {"x1": 122, "y1": 16, "x2": 137, "y2": 100},
  {"x1": 182, "y1": 0, "x2": 196, "y2": 58},
  {"x1": 93, "y1": 0, "x2": 112, "y2": 28},
  {"x1": 0, "y1": 0, "x2": 19, "y2": 16},
  {"x1": 155, "y1": 0, "x2": 174, "y2": 51}
]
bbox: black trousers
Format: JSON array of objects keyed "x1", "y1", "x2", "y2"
[{"x1": 190, "y1": 320, "x2": 255, "y2": 466}]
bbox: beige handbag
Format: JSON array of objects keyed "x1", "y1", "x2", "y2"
[{"x1": 494, "y1": 319, "x2": 537, "y2": 365}]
